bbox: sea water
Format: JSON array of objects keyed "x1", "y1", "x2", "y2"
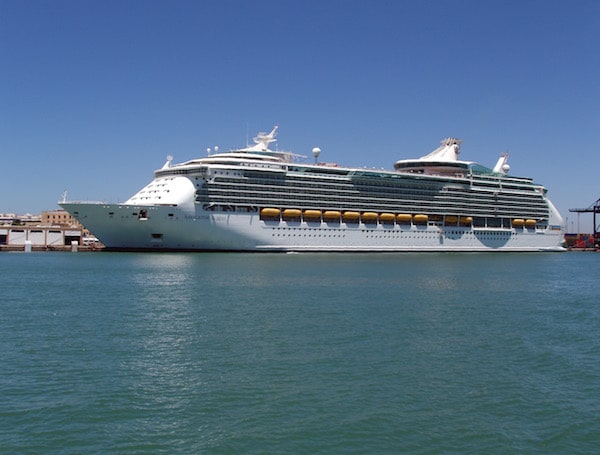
[{"x1": 1, "y1": 251, "x2": 599, "y2": 454}]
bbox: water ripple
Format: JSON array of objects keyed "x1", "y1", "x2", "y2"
[{"x1": 1, "y1": 252, "x2": 600, "y2": 453}]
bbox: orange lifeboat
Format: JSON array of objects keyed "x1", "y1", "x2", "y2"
[
  {"x1": 260, "y1": 208, "x2": 280, "y2": 220},
  {"x1": 459, "y1": 216, "x2": 473, "y2": 226},
  {"x1": 303, "y1": 210, "x2": 322, "y2": 221},
  {"x1": 444, "y1": 216, "x2": 458, "y2": 226},
  {"x1": 525, "y1": 219, "x2": 537, "y2": 228},
  {"x1": 282, "y1": 209, "x2": 302, "y2": 220},
  {"x1": 342, "y1": 211, "x2": 360, "y2": 222},
  {"x1": 512, "y1": 218, "x2": 525, "y2": 227},
  {"x1": 396, "y1": 214, "x2": 412, "y2": 224},
  {"x1": 413, "y1": 214, "x2": 428, "y2": 225},
  {"x1": 379, "y1": 213, "x2": 396, "y2": 223},
  {"x1": 323, "y1": 210, "x2": 341, "y2": 221},
  {"x1": 361, "y1": 212, "x2": 379, "y2": 223}
]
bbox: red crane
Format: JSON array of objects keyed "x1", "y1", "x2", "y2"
[{"x1": 569, "y1": 198, "x2": 600, "y2": 248}]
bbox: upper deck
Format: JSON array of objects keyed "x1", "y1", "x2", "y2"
[{"x1": 153, "y1": 129, "x2": 536, "y2": 190}]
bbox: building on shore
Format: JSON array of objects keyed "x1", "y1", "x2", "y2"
[
  {"x1": 0, "y1": 210, "x2": 102, "y2": 250},
  {"x1": 0, "y1": 212, "x2": 41, "y2": 225},
  {"x1": 41, "y1": 209, "x2": 80, "y2": 226}
]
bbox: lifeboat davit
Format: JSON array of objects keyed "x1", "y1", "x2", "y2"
[
  {"x1": 413, "y1": 214, "x2": 428, "y2": 225},
  {"x1": 282, "y1": 209, "x2": 302, "y2": 220},
  {"x1": 512, "y1": 218, "x2": 525, "y2": 227},
  {"x1": 396, "y1": 213, "x2": 412, "y2": 224},
  {"x1": 342, "y1": 211, "x2": 360, "y2": 222},
  {"x1": 303, "y1": 209, "x2": 322, "y2": 221},
  {"x1": 361, "y1": 212, "x2": 379, "y2": 223},
  {"x1": 323, "y1": 210, "x2": 341, "y2": 221}
]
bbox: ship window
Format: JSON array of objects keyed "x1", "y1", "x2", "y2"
[{"x1": 151, "y1": 233, "x2": 163, "y2": 239}]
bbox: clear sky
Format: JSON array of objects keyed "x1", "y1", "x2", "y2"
[{"x1": 1, "y1": 0, "x2": 598, "y2": 231}]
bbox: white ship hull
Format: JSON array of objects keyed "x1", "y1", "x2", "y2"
[
  {"x1": 61, "y1": 203, "x2": 564, "y2": 252},
  {"x1": 61, "y1": 130, "x2": 565, "y2": 252}
]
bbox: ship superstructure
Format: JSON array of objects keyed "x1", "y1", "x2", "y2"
[{"x1": 61, "y1": 127, "x2": 564, "y2": 251}]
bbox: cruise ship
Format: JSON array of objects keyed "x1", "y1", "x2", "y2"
[{"x1": 60, "y1": 127, "x2": 564, "y2": 252}]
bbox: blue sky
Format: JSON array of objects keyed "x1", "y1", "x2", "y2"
[{"x1": 1, "y1": 0, "x2": 598, "y2": 231}]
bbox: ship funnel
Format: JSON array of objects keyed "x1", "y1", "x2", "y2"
[{"x1": 420, "y1": 138, "x2": 462, "y2": 161}]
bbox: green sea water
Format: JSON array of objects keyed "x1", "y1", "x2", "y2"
[{"x1": 2, "y1": 251, "x2": 599, "y2": 454}]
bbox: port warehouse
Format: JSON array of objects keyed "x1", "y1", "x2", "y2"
[
  {"x1": 0, "y1": 225, "x2": 83, "y2": 246},
  {"x1": 0, "y1": 210, "x2": 85, "y2": 247}
]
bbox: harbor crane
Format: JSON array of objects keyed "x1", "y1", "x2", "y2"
[{"x1": 569, "y1": 198, "x2": 600, "y2": 248}]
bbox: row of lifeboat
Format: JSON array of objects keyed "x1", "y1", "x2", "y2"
[
  {"x1": 512, "y1": 218, "x2": 537, "y2": 228},
  {"x1": 260, "y1": 209, "x2": 471, "y2": 226},
  {"x1": 259, "y1": 208, "x2": 538, "y2": 228}
]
